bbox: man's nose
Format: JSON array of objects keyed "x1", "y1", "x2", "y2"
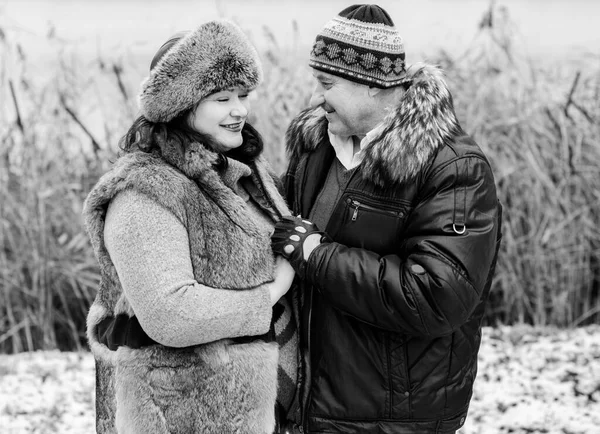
[{"x1": 309, "y1": 91, "x2": 325, "y2": 109}]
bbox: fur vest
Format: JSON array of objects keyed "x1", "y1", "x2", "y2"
[{"x1": 83, "y1": 135, "x2": 291, "y2": 434}]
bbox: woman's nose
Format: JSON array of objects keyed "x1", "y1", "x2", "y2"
[{"x1": 230, "y1": 99, "x2": 249, "y2": 118}]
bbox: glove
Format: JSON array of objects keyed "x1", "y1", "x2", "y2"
[{"x1": 271, "y1": 215, "x2": 331, "y2": 278}]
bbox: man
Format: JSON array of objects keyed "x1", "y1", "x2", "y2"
[{"x1": 271, "y1": 4, "x2": 503, "y2": 434}]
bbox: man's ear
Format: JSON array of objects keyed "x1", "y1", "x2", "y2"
[{"x1": 367, "y1": 86, "x2": 383, "y2": 98}]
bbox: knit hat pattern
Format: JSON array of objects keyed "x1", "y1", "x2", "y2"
[
  {"x1": 139, "y1": 20, "x2": 263, "y2": 123},
  {"x1": 309, "y1": 4, "x2": 406, "y2": 88}
]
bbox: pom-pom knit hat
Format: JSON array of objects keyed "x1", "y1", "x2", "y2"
[
  {"x1": 139, "y1": 20, "x2": 263, "y2": 123},
  {"x1": 309, "y1": 4, "x2": 406, "y2": 88}
]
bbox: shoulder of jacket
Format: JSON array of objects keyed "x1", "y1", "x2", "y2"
[{"x1": 428, "y1": 134, "x2": 492, "y2": 176}]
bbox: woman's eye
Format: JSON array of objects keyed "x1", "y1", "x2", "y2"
[
  {"x1": 239, "y1": 94, "x2": 249, "y2": 99},
  {"x1": 217, "y1": 98, "x2": 229, "y2": 102}
]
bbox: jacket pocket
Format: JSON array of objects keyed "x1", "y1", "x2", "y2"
[{"x1": 335, "y1": 195, "x2": 411, "y2": 255}]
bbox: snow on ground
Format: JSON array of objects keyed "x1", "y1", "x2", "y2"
[
  {"x1": 462, "y1": 326, "x2": 600, "y2": 434},
  {"x1": 0, "y1": 326, "x2": 598, "y2": 434},
  {"x1": 0, "y1": 351, "x2": 95, "y2": 434}
]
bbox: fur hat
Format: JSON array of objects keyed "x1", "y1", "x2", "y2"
[
  {"x1": 309, "y1": 4, "x2": 406, "y2": 88},
  {"x1": 139, "y1": 20, "x2": 263, "y2": 123}
]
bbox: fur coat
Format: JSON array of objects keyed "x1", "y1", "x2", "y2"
[{"x1": 83, "y1": 136, "x2": 290, "y2": 434}]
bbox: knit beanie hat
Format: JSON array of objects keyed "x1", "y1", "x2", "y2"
[
  {"x1": 139, "y1": 20, "x2": 263, "y2": 123},
  {"x1": 309, "y1": 4, "x2": 406, "y2": 88}
]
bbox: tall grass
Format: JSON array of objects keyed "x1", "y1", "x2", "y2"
[
  {"x1": 439, "y1": 5, "x2": 600, "y2": 326},
  {"x1": 1, "y1": 4, "x2": 599, "y2": 353}
]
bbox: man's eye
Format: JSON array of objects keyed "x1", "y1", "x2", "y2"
[
  {"x1": 217, "y1": 98, "x2": 229, "y2": 102},
  {"x1": 239, "y1": 94, "x2": 249, "y2": 99}
]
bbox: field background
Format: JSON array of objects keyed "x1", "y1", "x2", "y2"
[{"x1": 1, "y1": 0, "x2": 599, "y2": 432}]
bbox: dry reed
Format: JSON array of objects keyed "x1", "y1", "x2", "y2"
[{"x1": 0, "y1": 4, "x2": 599, "y2": 353}]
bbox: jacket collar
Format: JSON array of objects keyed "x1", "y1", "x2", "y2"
[{"x1": 286, "y1": 63, "x2": 463, "y2": 186}]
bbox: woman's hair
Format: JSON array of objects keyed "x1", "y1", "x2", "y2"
[{"x1": 119, "y1": 107, "x2": 263, "y2": 169}]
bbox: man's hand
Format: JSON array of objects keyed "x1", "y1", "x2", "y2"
[{"x1": 271, "y1": 216, "x2": 331, "y2": 278}]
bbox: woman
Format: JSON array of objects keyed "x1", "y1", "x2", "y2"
[{"x1": 83, "y1": 21, "x2": 297, "y2": 434}]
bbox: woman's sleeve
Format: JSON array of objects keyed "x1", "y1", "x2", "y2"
[{"x1": 104, "y1": 189, "x2": 273, "y2": 347}]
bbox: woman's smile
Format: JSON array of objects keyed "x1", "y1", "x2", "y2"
[{"x1": 221, "y1": 121, "x2": 244, "y2": 132}]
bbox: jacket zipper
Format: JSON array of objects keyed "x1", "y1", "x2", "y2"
[
  {"x1": 298, "y1": 153, "x2": 313, "y2": 431},
  {"x1": 301, "y1": 286, "x2": 314, "y2": 430},
  {"x1": 348, "y1": 199, "x2": 405, "y2": 221},
  {"x1": 386, "y1": 333, "x2": 393, "y2": 418}
]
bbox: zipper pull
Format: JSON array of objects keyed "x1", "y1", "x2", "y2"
[{"x1": 351, "y1": 200, "x2": 360, "y2": 221}]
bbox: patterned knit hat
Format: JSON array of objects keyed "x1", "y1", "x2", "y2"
[
  {"x1": 309, "y1": 4, "x2": 406, "y2": 88},
  {"x1": 139, "y1": 20, "x2": 263, "y2": 123}
]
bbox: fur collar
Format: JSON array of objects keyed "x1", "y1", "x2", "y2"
[
  {"x1": 286, "y1": 63, "x2": 463, "y2": 186},
  {"x1": 153, "y1": 131, "x2": 219, "y2": 181}
]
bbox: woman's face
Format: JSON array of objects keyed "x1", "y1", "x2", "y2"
[{"x1": 189, "y1": 87, "x2": 251, "y2": 152}]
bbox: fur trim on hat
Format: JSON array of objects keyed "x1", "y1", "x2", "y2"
[
  {"x1": 286, "y1": 63, "x2": 463, "y2": 186},
  {"x1": 139, "y1": 20, "x2": 263, "y2": 123}
]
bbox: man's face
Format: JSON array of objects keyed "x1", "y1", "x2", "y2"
[{"x1": 310, "y1": 69, "x2": 375, "y2": 138}]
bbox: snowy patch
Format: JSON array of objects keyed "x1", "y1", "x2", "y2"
[
  {"x1": 461, "y1": 325, "x2": 600, "y2": 434},
  {"x1": 0, "y1": 352, "x2": 95, "y2": 434},
  {"x1": 0, "y1": 326, "x2": 598, "y2": 433}
]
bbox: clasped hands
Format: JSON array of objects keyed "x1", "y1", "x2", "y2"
[{"x1": 271, "y1": 215, "x2": 331, "y2": 278}]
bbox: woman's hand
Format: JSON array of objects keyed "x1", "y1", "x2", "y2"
[
  {"x1": 271, "y1": 215, "x2": 331, "y2": 279},
  {"x1": 266, "y1": 256, "x2": 295, "y2": 306}
]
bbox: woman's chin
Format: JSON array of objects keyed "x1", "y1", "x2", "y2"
[{"x1": 215, "y1": 135, "x2": 243, "y2": 152}]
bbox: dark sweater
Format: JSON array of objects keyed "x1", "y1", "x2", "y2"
[{"x1": 309, "y1": 158, "x2": 357, "y2": 231}]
